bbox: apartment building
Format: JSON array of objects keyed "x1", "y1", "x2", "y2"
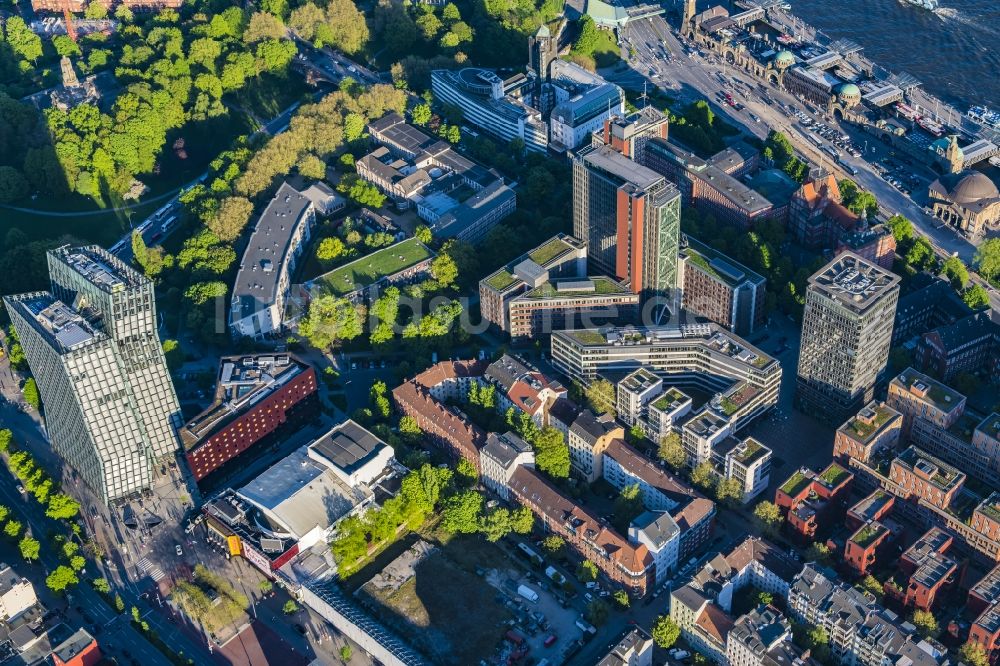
[
  {"x1": 480, "y1": 431, "x2": 534, "y2": 502},
  {"x1": 603, "y1": 439, "x2": 716, "y2": 563},
  {"x1": 788, "y1": 564, "x2": 942, "y2": 666},
  {"x1": 673, "y1": 538, "x2": 803, "y2": 663},
  {"x1": 181, "y1": 354, "x2": 319, "y2": 482},
  {"x1": 573, "y1": 145, "x2": 681, "y2": 299},
  {"x1": 972, "y1": 493, "x2": 1000, "y2": 543},
  {"x1": 679, "y1": 237, "x2": 767, "y2": 336},
  {"x1": 897, "y1": 527, "x2": 957, "y2": 612},
  {"x1": 909, "y1": 411, "x2": 1000, "y2": 487},
  {"x1": 832, "y1": 401, "x2": 903, "y2": 464},
  {"x1": 230, "y1": 183, "x2": 316, "y2": 339},
  {"x1": 775, "y1": 463, "x2": 854, "y2": 541},
  {"x1": 888, "y1": 446, "x2": 965, "y2": 511},
  {"x1": 969, "y1": 565, "x2": 1000, "y2": 666},
  {"x1": 727, "y1": 607, "x2": 816, "y2": 666},
  {"x1": 598, "y1": 627, "x2": 654, "y2": 666},
  {"x1": 720, "y1": 437, "x2": 773, "y2": 503},
  {"x1": 616, "y1": 367, "x2": 663, "y2": 427},
  {"x1": 616, "y1": 367, "x2": 693, "y2": 443},
  {"x1": 846, "y1": 490, "x2": 895, "y2": 532},
  {"x1": 508, "y1": 465, "x2": 654, "y2": 595},
  {"x1": 391, "y1": 361, "x2": 488, "y2": 470},
  {"x1": 0, "y1": 564, "x2": 37, "y2": 622},
  {"x1": 567, "y1": 409, "x2": 623, "y2": 482},
  {"x1": 795, "y1": 253, "x2": 900, "y2": 426},
  {"x1": 887, "y1": 368, "x2": 966, "y2": 438},
  {"x1": 844, "y1": 520, "x2": 897, "y2": 576},
  {"x1": 484, "y1": 354, "x2": 566, "y2": 427}
]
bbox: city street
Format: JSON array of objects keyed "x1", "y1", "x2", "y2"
[{"x1": 612, "y1": 9, "x2": 999, "y2": 313}]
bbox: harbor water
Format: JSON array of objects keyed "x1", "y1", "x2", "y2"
[{"x1": 785, "y1": 0, "x2": 1000, "y2": 111}]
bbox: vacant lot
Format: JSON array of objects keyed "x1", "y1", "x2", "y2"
[
  {"x1": 360, "y1": 547, "x2": 512, "y2": 666},
  {"x1": 311, "y1": 238, "x2": 433, "y2": 296}
]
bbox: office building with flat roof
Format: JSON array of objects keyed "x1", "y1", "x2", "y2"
[
  {"x1": 833, "y1": 401, "x2": 902, "y2": 464},
  {"x1": 431, "y1": 68, "x2": 549, "y2": 152},
  {"x1": 795, "y1": 253, "x2": 900, "y2": 425},
  {"x1": 47, "y1": 245, "x2": 182, "y2": 459},
  {"x1": 181, "y1": 354, "x2": 319, "y2": 482},
  {"x1": 679, "y1": 236, "x2": 766, "y2": 336},
  {"x1": 573, "y1": 145, "x2": 681, "y2": 300},
  {"x1": 230, "y1": 182, "x2": 316, "y2": 340},
  {"x1": 551, "y1": 324, "x2": 781, "y2": 422},
  {"x1": 887, "y1": 367, "x2": 966, "y2": 437},
  {"x1": 5, "y1": 294, "x2": 159, "y2": 503},
  {"x1": 591, "y1": 107, "x2": 669, "y2": 163}
]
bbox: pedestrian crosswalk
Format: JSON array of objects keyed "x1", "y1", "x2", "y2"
[{"x1": 135, "y1": 557, "x2": 165, "y2": 583}]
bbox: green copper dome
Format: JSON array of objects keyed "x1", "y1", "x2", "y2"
[
  {"x1": 774, "y1": 51, "x2": 795, "y2": 68},
  {"x1": 836, "y1": 83, "x2": 861, "y2": 102}
]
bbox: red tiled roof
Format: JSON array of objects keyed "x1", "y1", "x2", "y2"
[
  {"x1": 673, "y1": 498, "x2": 716, "y2": 534},
  {"x1": 509, "y1": 466, "x2": 652, "y2": 575},
  {"x1": 508, "y1": 379, "x2": 545, "y2": 415},
  {"x1": 392, "y1": 381, "x2": 487, "y2": 455},
  {"x1": 824, "y1": 202, "x2": 860, "y2": 230},
  {"x1": 412, "y1": 360, "x2": 487, "y2": 388},
  {"x1": 696, "y1": 603, "x2": 735, "y2": 644}
]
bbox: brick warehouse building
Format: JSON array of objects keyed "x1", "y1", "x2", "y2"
[{"x1": 181, "y1": 355, "x2": 318, "y2": 482}]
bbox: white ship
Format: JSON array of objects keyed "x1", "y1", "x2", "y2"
[
  {"x1": 968, "y1": 105, "x2": 1000, "y2": 130},
  {"x1": 899, "y1": 0, "x2": 939, "y2": 9}
]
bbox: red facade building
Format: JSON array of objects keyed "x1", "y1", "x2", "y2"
[
  {"x1": 776, "y1": 463, "x2": 853, "y2": 541},
  {"x1": 182, "y1": 355, "x2": 318, "y2": 482},
  {"x1": 898, "y1": 527, "x2": 957, "y2": 612},
  {"x1": 51, "y1": 629, "x2": 101, "y2": 666}
]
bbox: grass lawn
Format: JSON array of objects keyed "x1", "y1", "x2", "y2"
[
  {"x1": 360, "y1": 540, "x2": 513, "y2": 666},
  {"x1": 591, "y1": 29, "x2": 622, "y2": 69},
  {"x1": 311, "y1": 238, "x2": 433, "y2": 296}
]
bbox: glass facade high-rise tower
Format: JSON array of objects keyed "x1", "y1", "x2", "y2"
[
  {"x1": 795, "y1": 252, "x2": 901, "y2": 426},
  {"x1": 4, "y1": 245, "x2": 181, "y2": 503},
  {"x1": 572, "y1": 145, "x2": 681, "y2": 303}
]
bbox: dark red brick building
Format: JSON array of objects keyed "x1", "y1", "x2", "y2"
[{"x1": 182, "y1": 355, "x2": 318, "y2": 482}]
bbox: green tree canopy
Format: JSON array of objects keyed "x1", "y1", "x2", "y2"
[
  {"x1": 658, "y1": 432, "x2": 686, "y2": 469},
  {"x1": 974, "y1": 238, "x2": 1000, "y2": 281},
  {"x1": 441, "y1": 490, "x2": 483, "y2": 533},
  {"x1": 533, "y1": 427, "x2": 570, "y2": 479},
  {"x1": 46, "y1": 565, "x2": 79, "y2": 593},
  {"x1": 651, "y1": 615, "x2": 681, "y2": 648},
  {"x1": 299, "y1": 295, "x2": 363, "y2": 349},
  {"x1": 753, "y1": 500, "x2": 782, "y2": 537}
]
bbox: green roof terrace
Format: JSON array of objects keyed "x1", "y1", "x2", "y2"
[
  {"x1": 680, "y1": 237, "x2": 765, "y2": 289},
  {"x1": 976, "y1": 492, "x2": 1000, "y2": 524},
  {"x1": 894, "y1": 446, "x2": 965, "y2": 492},
  {"x1": 780, "y1": 469, "x2": 813, "y2": 497},
  {"x1": 484, "y1": 269, "x2": 519, "y2": 292},
  {"x1": 619, "y1": 367, "x2": 660, "y2": 393},
  {"x1": 817, "y1": 462, "x2": 852, "y2": 490},
  {"x1": 521, "y1": 276, "x2": 630, "y2": 300},
  {"x1": 976, "y1": 413, "x2": 1000, "y2": 441},
  {"x1": 948, "y1": 412, "x2": 987, "y2": 443},
  {"x1": 851, "y1": 522, "x2": 889, "y2": 548},
  {"x1": 651, "y1": 387, "x2": 690, "y2": 412},
  {"x1": 312, "y1": 238, "x2": 433, "y2": 297},
  {"x1": 841, "y1": 402, "x2": 899, "y2": 443},
  {"x1": 891, "y1": 368, "x2": 965, "y2": 413},
  {"x1": 731, "y1": 437, "x2": 769, "y2": 466},
  {"x1": 528, "y1": 237, "x2": 575, "y2": 266}
]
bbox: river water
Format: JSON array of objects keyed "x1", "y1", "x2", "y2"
[{"x1": 787, "y1": 0, "x2": 1000, "y2": 111}]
